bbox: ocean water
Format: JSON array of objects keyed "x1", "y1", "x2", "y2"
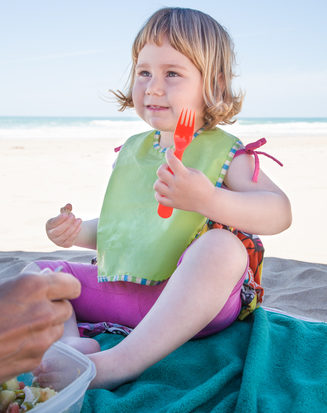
[{"x1": 0, "y1": 116, "x2": 326, "y2": 140}]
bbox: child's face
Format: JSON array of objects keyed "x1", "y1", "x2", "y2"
[{"x1": 132, "y1": 38, "x2": 205, "y2": 132}]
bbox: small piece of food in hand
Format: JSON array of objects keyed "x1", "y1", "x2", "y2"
[{"x1": 60, "y1": 203, "x2": 72, "y2": 215}]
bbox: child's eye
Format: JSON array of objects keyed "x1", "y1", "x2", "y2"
[
  {"x1": 167, "y1": 71, "x2": 179, "y2": 77},
  {"x1": 138, "y1": 70, "x2": 151, "y2": 77}
]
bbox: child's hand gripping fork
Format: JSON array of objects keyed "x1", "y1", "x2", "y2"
[{"x1": 157, "y1": 108, "x2": 195, "y2": 218}]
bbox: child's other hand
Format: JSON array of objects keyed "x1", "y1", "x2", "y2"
[
  {"x1": 154, "y1": 149, "x2": 215, "y2": 213},
  {"x1": 46, "y1": 203, "x2": 82, "y2": 248}
]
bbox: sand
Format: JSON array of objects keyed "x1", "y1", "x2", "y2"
[
  {"x1": 1, "y1": 250, "x2": 326, "y2": 322},
  {"x1": 1, "y1": 133, "x2": 326, "y2": 264}
]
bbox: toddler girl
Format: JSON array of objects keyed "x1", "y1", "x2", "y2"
[{"x1": 25, "y1": 7, "x2": 291, "y2": 389}]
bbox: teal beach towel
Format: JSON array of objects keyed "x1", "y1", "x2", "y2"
[{"x1": 82, "y1": 308, "x2": 327, "y2": 412}]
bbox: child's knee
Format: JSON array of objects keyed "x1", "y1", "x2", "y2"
[{"x1": 200, "y1": 229, "x2": 247, "y2": 275}]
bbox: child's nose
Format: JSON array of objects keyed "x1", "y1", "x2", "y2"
[{"x1": 145, "y1": 76, "x2": 164, "y2": 96}]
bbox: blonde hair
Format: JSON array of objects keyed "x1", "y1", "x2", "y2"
[{"x1": 111, "y1": 7, "x2": 243, "y2": 129}]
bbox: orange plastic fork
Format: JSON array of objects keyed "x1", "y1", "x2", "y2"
[{"x1": 157, "y1": 108, "x2": 195, "y2": 218}]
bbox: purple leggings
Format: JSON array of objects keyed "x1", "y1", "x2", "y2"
[{"x1": 35, "y1": 258, "x2": 247, "y2": 339}]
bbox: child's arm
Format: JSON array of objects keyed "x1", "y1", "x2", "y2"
[
  {"x1": 154, "y1": 150, "x2": 292, "y2": 236},
  {"x1": 74, "y1": 218, "x2": 98, "y2": 249},
  {"x1": 202, "y1": 154, "x2": 292, "y2": 235},
  {"x1": 46, "y1": 204, "x2": 98, "y2": 250}
]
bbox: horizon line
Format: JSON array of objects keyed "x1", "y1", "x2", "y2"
[{"x1": 1, "y1": 115, "x2": 327, "y2": 119}]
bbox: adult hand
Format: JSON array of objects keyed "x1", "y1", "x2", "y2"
[
  {"x1": 46, "y1": 203, "x2": 82, "y2": 248},
  {"x1": 154, "y1": 149, "x2": 215, "y2": 214},
  {"x1": 0, "y1": 271, "x2": 81, "y2": 383}
]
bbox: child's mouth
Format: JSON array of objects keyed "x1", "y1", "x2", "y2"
[{"x1": 146, "y1": 105, "x2": 169, "y2": 111}]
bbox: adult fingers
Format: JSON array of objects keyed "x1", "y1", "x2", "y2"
[
  {"x1": 48, "y1": 300, "x2": 74, "y2": 326},
  {"x1": 24, "y1": 299, "x2": 75, "y2": 333},
  {"x1": 44, "y1": 273, "x2": 81, "y2": 301},
  {"x1": 26, "y1": 324, "x2": 65, "y2": 364},
  {"x1": 43, "y1": 322, "x2": 65, "y2": 344}
]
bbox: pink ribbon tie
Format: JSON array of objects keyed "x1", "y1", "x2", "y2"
[
  {"x1": 234, "y1": 138, "x2": 283, "y2": 182},
  {"x1": 114, "y1": 145, "x2": 123, "y2": 153}
]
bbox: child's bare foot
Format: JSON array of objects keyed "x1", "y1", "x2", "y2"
[{"x1": 60, "y1": 336, "x2": 100, "y2": 354}]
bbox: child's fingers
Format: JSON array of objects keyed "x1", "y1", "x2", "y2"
[
  {"x1": 157, "y1": 164, "x2": 175, "y2": 184},
  {"x1": 47, "y1": 216, "x2": 80, "y2": 247},
  {"x1": 54, "y1": 218, "x2": 82, "y2": 248},
  {"x1": 153, "y1": 180, "x2": 170, "y2": 197},
  {"x1": 61, "y1": 221, "x2": 82, "y2": 248},
  {"x1": 154, "y1": 191, "x2": 173, "y2": 206},
  {"x1": 60, "y1": 219, "x2": 82, "y2": 248},
  {"x1": 47, "y1": 213, "x2": 76, "y2": 236},
  {"x1": 165, "y1": 149, "x2": 185, "y2": 174},
  {"x1": 46, "y1": 213, "x2": 72, "y2": 231}
]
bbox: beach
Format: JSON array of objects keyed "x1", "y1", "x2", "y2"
[{"x1": 1, "y1": 118, "x2": 326, "y2": 265}]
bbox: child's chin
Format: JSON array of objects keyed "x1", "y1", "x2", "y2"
[{"x1": 149, "y1": 119, "x2": 174, "y2": 132}]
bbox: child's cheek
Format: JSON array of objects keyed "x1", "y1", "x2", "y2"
[{"x1": 132, "y1": 84, "x2": 142, "y2": 110}]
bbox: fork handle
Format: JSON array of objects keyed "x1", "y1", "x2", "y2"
[
  {"x1": 157, "y1": 149, "x2": 184, "y2": 218},
  {"x1": 158, "y1": 164, "x2": 173, "y2": 217},
  {"x1": 174, "y1": 149, "x2": 184, "y2": 161},
  {"x1": 157, "y1": 202, "x2": 173, "y2": 218}
]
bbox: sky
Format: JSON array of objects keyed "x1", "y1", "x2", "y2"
[{"x1": 0, "y1": 0, "x2": 326, "y2": 118}]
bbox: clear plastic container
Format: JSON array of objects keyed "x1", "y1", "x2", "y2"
[{"x1": 18, "y1": 341, "x2": 96, "y2": 413}]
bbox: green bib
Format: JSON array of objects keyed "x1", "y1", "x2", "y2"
[{"x1": 97, "y1": 128, "x2": 241, "y2": 284}]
